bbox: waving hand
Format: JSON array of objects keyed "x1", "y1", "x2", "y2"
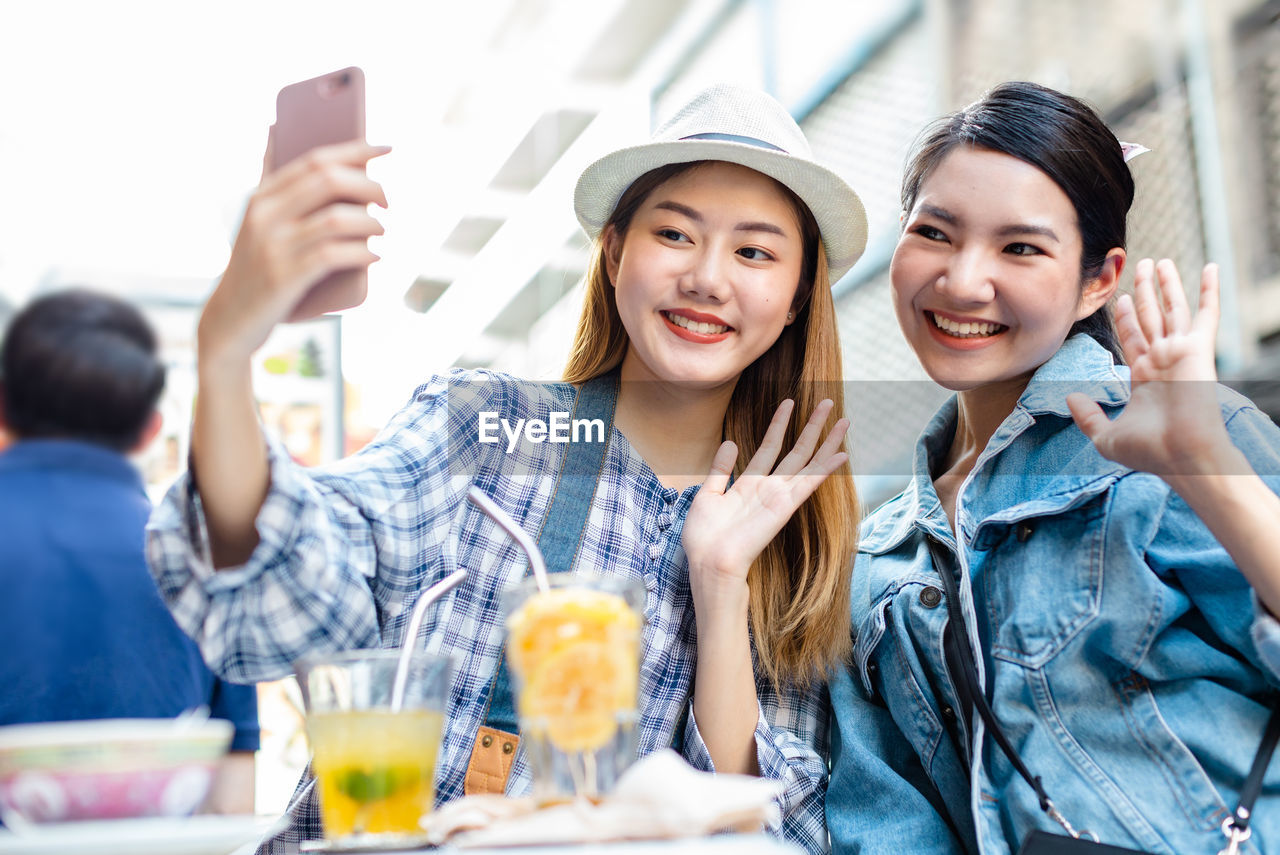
[{"x1": 1067, "y1": 258, "x2": 1229, "y2": 476}]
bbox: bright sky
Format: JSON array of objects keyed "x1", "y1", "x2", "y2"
[
  {"x1": 0, "y1": 0, "x2": 635, "y2": 422},
  {"x1": 2, "y1": 1, "x2": 489, "y2": 285}
]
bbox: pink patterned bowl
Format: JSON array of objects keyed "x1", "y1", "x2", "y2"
[{"x1": 0, "y1": 718, "x2": 233, "y2": 825}]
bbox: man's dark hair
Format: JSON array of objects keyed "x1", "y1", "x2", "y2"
[{"x1": 0, "y1": 289, "x2": 165, "y2": 450}]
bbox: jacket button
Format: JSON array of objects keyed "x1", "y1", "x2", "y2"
[
  {"x1": 919, "y1": 586, "x2": 942, "y2": 608},
  {"x1": 502, "y1": 741, "x2": 514, "y2": 755},
  {"x1": 867, "y1": 661, "x2": 879, "y2": 675},
  {"x1": 481, "y1": 734, "x2": 493, "y2": 748},
  {"x1": 941, "y1": 705, "x2": 956, "y2": 720},
  {"x1": 1016, "y1": 522, "x2": 1034, "y2": 542}
]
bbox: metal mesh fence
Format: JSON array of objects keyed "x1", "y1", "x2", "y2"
[
  {"x1": 1235, "y1": 5, "x2": 1280, "y2": 280},
  {"x1": 1112, "y1": 86, "x2": 1208, "y2": 295}
]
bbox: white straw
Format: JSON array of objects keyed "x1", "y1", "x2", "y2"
[
  {"x1": 390, "y1": 568, "x2": 468, "y2": 713},
  {"x1": 466, "y1": 486, "x2": 550, "y2": 594}
]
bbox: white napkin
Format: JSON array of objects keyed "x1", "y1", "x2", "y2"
[{"x1": 424, "y1": 750, "x2": 783, "y2": 847}]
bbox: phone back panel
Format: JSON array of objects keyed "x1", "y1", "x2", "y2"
[
  {"x1": 272, "y1": 67, "x2": 365, "y2": 170},
  {"x1": 270, "y1": 67, "x2": 370, "y2": 320}
]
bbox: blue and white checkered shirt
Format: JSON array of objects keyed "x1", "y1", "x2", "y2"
[{"x1": 147, "y1": 369, "x2": 829, "y2": 852}]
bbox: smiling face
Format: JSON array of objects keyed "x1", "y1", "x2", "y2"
[
  {"x1": 891, "y1": 146, "x2": 1117, "y2": 395},
  {"x1": 605, "y1": 161, "x2": 805, "y2": 390}
]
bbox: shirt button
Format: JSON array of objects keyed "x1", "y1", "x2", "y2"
[
  {"x1": 647, "y1": 543, "x2": 662, "y2": 561},
  {"x1": 1016, "y1": 522, "x2": 1034, "y2": 542},
  {"x1": 919, "y1": 586, "x2": 942, "y2": 609},
  {"x1": 658, "y1": 512, "x2": 673, "y2": 529}
]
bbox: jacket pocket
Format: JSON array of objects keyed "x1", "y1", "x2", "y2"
[
  {"x1": 854, "y1": 596, "x2": 891, "y2": 695},
  {"x1": 981, "y1": 490, "x2": 1111, "y2": 669}
]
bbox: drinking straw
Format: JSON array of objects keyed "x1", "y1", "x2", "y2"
[
  {"x1": 390, "y1": 568, "x2": 468, "y2": 713},
  {"x1": 390, "y1": 487, "x2": 551, "y2": 712},
  {"x1": 465, "y1": 485, "x2": 550, "y2": 594}
]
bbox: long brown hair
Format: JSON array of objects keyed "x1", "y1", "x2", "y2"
[{"x1": 563, "y1": 161, "x2": 858, "y2": 687}]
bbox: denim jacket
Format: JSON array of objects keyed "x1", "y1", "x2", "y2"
[{"x1": 828, "y1": 335, "x2": 1280, "y2": 855}]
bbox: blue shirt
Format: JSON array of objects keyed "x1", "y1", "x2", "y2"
[
  {"x1": 827, "y1": 335, "x2": 1280, "y2": 855},
  {"x1": 147, "y1": 370, "x2": 829, "y2": 853},
  {"x1": 0, "y1": 440, "x2": 259, "y2": 750}
]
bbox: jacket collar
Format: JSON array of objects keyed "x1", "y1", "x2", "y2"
[
  {"x1": 1015, "y1": 334, "x2": 1129, "y2": 417},
  {"x1": 860, "y1": 335, "x2": 1129, "y2": 555}
]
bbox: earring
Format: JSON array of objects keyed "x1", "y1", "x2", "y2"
[{"x1": 786, "y1": 311, "x2": 794, "y2": 321}]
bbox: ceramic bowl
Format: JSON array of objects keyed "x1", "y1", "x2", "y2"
[{"x1": 0, "y1": 718, "x2": 233, "y2": 825}]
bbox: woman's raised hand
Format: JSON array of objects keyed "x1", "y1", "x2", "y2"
[
  {"x1": 1067, "y1": 258, "x2": 1230, "y2": 477},
  {"x1": 682, "y1": 399, "x2": 849, "y2": 599},
  {"x1": 197, "y1": 137, "x2": 390, "y2": 372}
]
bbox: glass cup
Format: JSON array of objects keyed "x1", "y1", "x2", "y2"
[
  {"x1": 501, "y1": 573, "x2": 645, "y2": 802},
  {"x1": 295, "y1": 650, "x2": 453, "y2": 847}
]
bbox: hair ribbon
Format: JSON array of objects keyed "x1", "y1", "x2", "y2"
[{"x1": 1119, "y1": 142, "x2": 1150, "y2": 163}]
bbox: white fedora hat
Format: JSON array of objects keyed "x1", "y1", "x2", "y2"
[{"x1": 574, "y1": 84, "x2": 868, "y2": 282}]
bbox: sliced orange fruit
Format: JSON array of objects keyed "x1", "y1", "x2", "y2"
[
  {"x1": 506, "y1": 588, "x2": 640, "y2": 682},
  {"x1": 506, "y1": 587, "x2": 641, "y2": 753},
  {"x1": 519, "y1": 640, "x2": 637, "y2": 752}
]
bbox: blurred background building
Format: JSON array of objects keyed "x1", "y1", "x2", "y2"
[
  {"x1": 2, "y1": 0, "x2": 1276, "y2": 502},
  {"x1": 2, "y1": 0, "x2": 1278, "y2": 809}
]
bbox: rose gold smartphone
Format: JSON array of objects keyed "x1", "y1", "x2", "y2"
[{"x1": 271, "y1": 67, "x2": 369, "y2": 321}]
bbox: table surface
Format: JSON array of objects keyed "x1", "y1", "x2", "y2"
[{"x1": 282, "y1": 834, "x2": 804, "y2": 855}]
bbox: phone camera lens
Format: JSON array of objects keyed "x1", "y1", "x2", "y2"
[{"x1": 339, "y1": 72, "x2": 351, "y2": 86}]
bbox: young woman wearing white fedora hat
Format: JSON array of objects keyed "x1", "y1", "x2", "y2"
[{"x1": 147, "y1": 84, "x2": 867, "y2": 852}]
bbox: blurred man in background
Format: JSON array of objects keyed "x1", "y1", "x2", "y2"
[{"x1": 0, "y1": 289, "x2": 258, "y2": 814}]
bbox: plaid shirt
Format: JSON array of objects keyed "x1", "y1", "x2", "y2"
[{"x1": 147, "y1": 369, "x2": 829, "y2": 852}]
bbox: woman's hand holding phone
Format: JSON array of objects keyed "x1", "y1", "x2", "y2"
[
  {"x1": 190, "y1": 137, "x2": 389, "y2": 569},
  {"x1": 197, "y1": 139, "x2": 389, "y2": 374},
  {"x1": 189, "y1": 69, "x2": 388, "y2": 569}
]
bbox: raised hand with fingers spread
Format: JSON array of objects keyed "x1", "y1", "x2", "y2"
[
  {"x1": 1071, "y1": 258, "x2": 1280, "y2": 621},
  {"x1": 682, "y1": 397, "x2": 850, "y2": 779},
  {"x1": 683, "y1": 398, "x2": 850, "y2": 592},
  {"x1": 1066, "y1": 258, "x2": 1231, "y2": 476}
]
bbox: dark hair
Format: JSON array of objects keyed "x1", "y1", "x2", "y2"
[
  {"x1": 0, "y1": 289, "x2": 165, "y2": 450},
  {"x1": 901, "y1": 81, "x2": 1134, "y2": 362}
]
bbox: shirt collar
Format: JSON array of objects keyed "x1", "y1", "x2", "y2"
[{"x1": 0, "y1": 439, "x2": 145, "y2": 492}]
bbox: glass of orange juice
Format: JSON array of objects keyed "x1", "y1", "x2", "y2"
[
  {"x1": 296, "y1": 650, "x2": 452, "y2": 847},
  {"x1": 502, "y1": 574, "x2": 645, "y2": 802}
]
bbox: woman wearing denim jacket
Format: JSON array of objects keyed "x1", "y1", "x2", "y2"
[{"x1": 826, "y1": 81, "x2": 1280, "y2": 854}]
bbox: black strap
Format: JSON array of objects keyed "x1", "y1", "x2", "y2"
[
  {"x1": 1233, "y1": 698, "x2": 1280, "y2": 833},
  {"x1": 928, "y1": 538, "x2": 1057, "y2": 815},
  {"x1": 926, "y1": 536, "x2": 1280, "y2": 838}
]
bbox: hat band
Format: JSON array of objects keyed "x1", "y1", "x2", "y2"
[{"x1": 679, "y1": 132, "x2": 787, "y2": 153}]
